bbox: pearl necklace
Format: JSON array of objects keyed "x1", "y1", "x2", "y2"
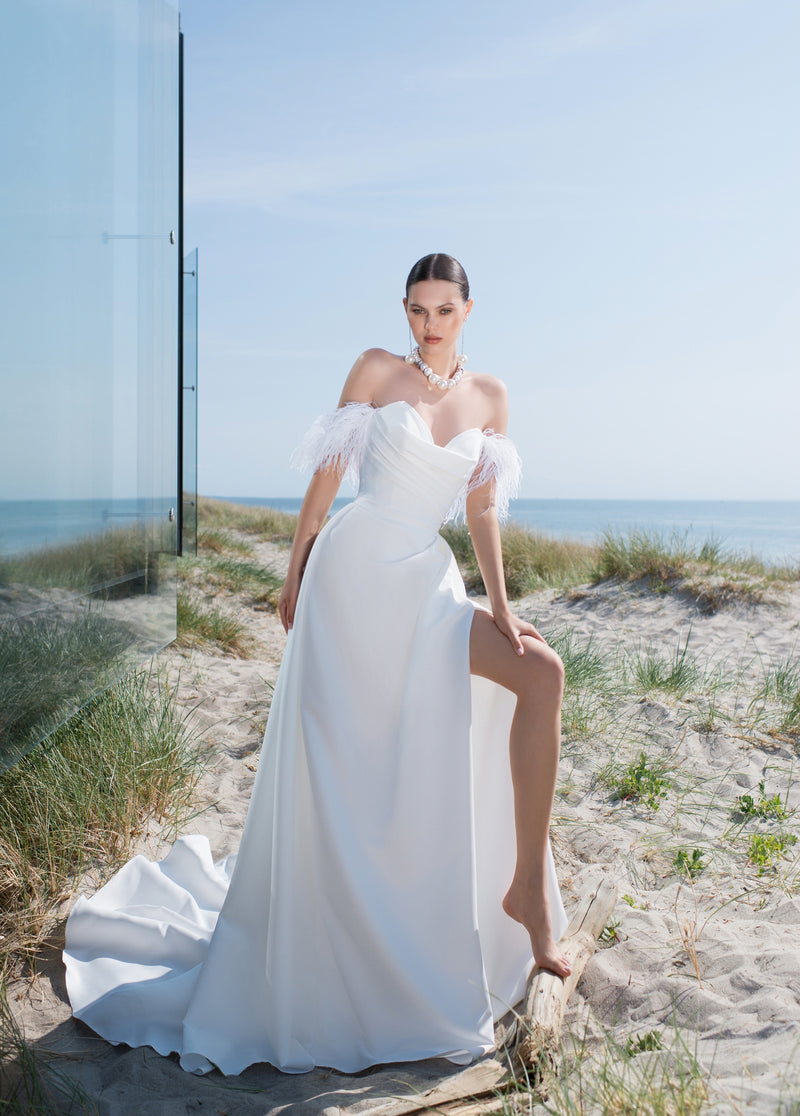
[{"x1": 405, "y1": 346, "x2": 467, "y2": 391}]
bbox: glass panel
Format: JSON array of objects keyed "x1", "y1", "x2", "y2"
[
  {"x1": 182, "y1": 248, "x2": 199, "y2": 555},
  {"x1": 0, "y1": 0, "x2": 179, "y2": 772}
]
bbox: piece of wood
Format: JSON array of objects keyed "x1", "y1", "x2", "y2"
[
  {"x1": 508, "y1": 877, "x2": 618, "y2": 1095},
  {"x1": 377, "y1": 1058, "x2": 509, "y2": 1115}
]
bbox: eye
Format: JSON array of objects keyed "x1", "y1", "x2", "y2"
[
  {"x1": 440, "y1": 308, "x2": 453, "y2": 315},
  {"x1": 411, "y1": 307, "x2": 424, "y2": 314}
]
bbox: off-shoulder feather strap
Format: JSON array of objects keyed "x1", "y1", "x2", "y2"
[
  {"x1": 290, "y1": 402, "x2": 374, "y2": 489},
  {"x1": 445, "y1": 431, "x2": 522, "y2": 524}
]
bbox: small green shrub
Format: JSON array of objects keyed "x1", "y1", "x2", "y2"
[
  {"x1": 733, "y1": 780, "x2": 787, "y2": 822},
  {"x1": 625, "y1": 1030, "x2": 664, "y2": 1057},
  {"x1": 604, "y1": 752, "x2": 671, "y2": 811},
  {"x1": 599, "y1": 917, "x2": 622, "y2": 945},
  {"x1": 747, "y1": 832, "x2": 797, "y2": 875},
  {"x1": 673, "y1": 848, "x2": 706, "y2": 879}
]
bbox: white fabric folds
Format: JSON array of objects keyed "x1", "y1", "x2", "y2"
[{"x1": 64, "y1": 398, "x2": 566, "y2": 1076}]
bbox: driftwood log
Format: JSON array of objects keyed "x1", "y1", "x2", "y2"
[
  {"x1": 381, "y1": 878, "x2": 618, "y2": 1115},
  {"x1": 505, "y1": 876, "x2": 618, "y2": 1095}
]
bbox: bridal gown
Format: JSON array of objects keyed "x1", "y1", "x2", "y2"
[{"x1": 64, "y1": 399, "x2": 567, "y2": 1076}]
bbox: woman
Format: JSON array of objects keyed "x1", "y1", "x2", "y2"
[{"x1": 64, "y1": 253, "x2": 570, "y2": 1077}]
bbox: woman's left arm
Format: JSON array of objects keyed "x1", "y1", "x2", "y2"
[
  {"x1": 465, "y1": 381, "x2": 548, "y2": 656},
  {"x1": 466, "y1": 502, "x2": 546, "y2": 655}
]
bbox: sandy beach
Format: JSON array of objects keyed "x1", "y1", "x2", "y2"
[{"x1": 7, "y1": 532, "x2": 800, "y2": 1114}]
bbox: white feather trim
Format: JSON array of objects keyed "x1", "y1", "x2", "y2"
[
  {"x1": 445, "y1": 431, "x2": 522, "y2": 524},
  {"x1": 290, "y1": 402, "x2": 375, "y2": 490}
]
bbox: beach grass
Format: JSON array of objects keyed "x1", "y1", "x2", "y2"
[
  {"x1": 197, "y1": 527, "x2": 255, "y2": 556},
  {"x1": 0, "y1": 981, "x2": 91, "y2": 1115},
  {"x1": 595, "y1": 527, "x2": 799, "y2": 611},
  {"x1": 441, "y1": 523, "x2": 598, "y2": 597},
  {"x1": 0, "y1": 667, "x2": 205, "y2": 980},
  {"x1": 0, "y1": 523, "x2": 151, "y2": 596},
  {"x1": 0, "y1": 606, "x2": 138, "y2": 772},
  {"x1": 202, "y1": 557, "x2": 284, "y2": 606},
  {"x1": 176, "y1": 588, "x2": 254, "y2": 657},
  {"x1": 497, "y1": 1018, "x2": 710, "y2": 1115},
  {"x1": 198, "y1": 496, "x2": 296, "y2": 541}
]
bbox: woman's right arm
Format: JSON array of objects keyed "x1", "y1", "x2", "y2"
[
  {"x1": 278, "y1": 467, "x2": 341, "y2": 632},
  {"x1": 278, "y1": 349, "x2": 388, "y2": 633}
]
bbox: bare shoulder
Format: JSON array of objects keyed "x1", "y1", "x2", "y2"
[
  {"x1": 469, "y1": 371, "x2": 509, "y2": 431},
  {"x1": 339, "y1": 347, "x2": 403, "y2": 404}
]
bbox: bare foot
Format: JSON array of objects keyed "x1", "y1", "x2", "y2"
[{"x1": 503, "y1": 883, "x2": 572, "y2": 978}]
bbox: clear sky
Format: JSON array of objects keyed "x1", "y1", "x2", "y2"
[{"x1": 181, "y1": 0, "x2": 799, "y2": 501}]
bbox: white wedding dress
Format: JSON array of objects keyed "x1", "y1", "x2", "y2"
[{"x1": 64, "y1": 400, "x2": 567, "y2": 1076}]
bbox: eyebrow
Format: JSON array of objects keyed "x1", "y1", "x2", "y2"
[{"x1": 408, "y1": 301, "x2": 456, "y2": 309}]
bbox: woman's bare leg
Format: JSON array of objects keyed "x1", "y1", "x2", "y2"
[{"x1": 470, "y1": 609, "x2": 571, "y2": 978}]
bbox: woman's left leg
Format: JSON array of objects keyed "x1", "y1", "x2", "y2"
[{"x1": 469, "y1": 609, "x2": 571, "y2": 978}]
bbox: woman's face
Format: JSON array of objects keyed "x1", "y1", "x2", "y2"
[{"x1": 404, "y1": 279, "x2": 472, "y2": 356}]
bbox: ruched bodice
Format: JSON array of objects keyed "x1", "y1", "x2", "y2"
[{"x1": 356, "y1": 401, "x2": 484, "y2": 535}]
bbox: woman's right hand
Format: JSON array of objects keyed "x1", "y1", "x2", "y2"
[{"x1": 278, "y1": 574, "x2": 301, "y2": 633}]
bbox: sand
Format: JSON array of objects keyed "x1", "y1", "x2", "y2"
[{"x1": 7, "y1": 539, "x2": 800, "y2": 1114}]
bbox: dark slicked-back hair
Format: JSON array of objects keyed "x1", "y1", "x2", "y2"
[{"x1": 405, "y1": 253, "x2": 470, "y2": 302}]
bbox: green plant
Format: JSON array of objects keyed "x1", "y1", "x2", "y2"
[
  {"x1": 747, "y1": 832, "x2": 797, "y2": 875},
  {"x1": 733, "y1": 780, "x2": 787, "y2": 821},
  {"x1": 197, "y1": 528, "x2": 254, "y2": 556},
  {"x1": 622, "y1": 893, "x2": 648, "y2": 910},
  {"x1": 198, "y1": 497, "x2": 297, "y2": 541},
  {"x1": 0, "y1": 668, "x2": 205, "y2": 976},
  {"x1": 599, "y1": 917, "x2": 621, "y2": 945},
  {"x1": 176, "y1": 590, "x2": 252, "y2": 657},
  {"x1": 595, "y1": 528, "x2": 692, "y2": 586},
  {"x1": 673, "y1": 848, "x2": 706, "y2": 879},
  {"x1": 0, "y1": 983, "x2": 91, "y2": 1114},
  {"x1": 204, "y1": 558, "x2": 283, "y2": 606},
  {"x1": 604, "y1": 751, "x2": 671, "y2": 811},
  {"x1": 628, "y1": 631, "x2": 699, "y2": 697},
  {"x1": 748, "y1": 654, "x2": 800, "y2": 733},
  {"x1": 0, "y1": 606, "x2": 138, "y2": 771},
  {"x1": 525, "y1": 1019, "x2": 709, "y2": 1116},
  {"x1": 440, "y1": 523, "x2": 597, "y2": 598},
  {"x1": 625, "y1": 1030, "x2": 664, "y2": 1057}
]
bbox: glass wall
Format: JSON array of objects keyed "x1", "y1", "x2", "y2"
[
  {"x1": 0, "y1": 0, "x2": 180, "y2": 771},
  {"x1": 182, "y1": 249, "x2": 199, "y2": 555}
]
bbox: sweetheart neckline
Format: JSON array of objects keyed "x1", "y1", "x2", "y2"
[{"x1": 377, "y1": 400, "x2": 482, "y2": 451}]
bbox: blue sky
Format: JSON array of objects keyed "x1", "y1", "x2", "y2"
[{"x1": 182, "y1": 0, "x2": 799, "y2": 500}]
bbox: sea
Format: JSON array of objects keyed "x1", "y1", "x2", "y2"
[{"x1": 2, "y1": 497, "x2": 798, "y2": 566}]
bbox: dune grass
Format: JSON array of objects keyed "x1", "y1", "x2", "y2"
[
  {"x1": 0, "y1": 982, "x2": 91, "y2": 1115},
  {"x1": 198, "y1": 496, "x2": 297, "y2": 541},
  {"x1": 0, "y1": 523, "x2": 150, "y2": 596},
  {"x1": 596, "y1": 528, "x2": 799, "y2": 611},
  {"x1": 441, "y1": 523, "x2": 598, "y2": 597},
  {"x1": 202, "y1": 557, "x2": 284, "y2": 606},
  {"x1": 176, "y1": 588, "x2": 254, "y2": 657},
  {"x1": 0, "y1": 668, "x2": 205, "y2": 980},
  {"x1": 0, "y1": 607, "x2": 138, "y2": 772}
]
